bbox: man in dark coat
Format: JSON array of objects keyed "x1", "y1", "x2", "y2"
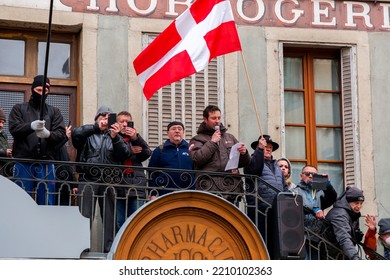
[
  {"x1": 244, "y1": 134, "x2": 286, "y2": 258},
  {"x1": 115, "y1": 111, "x2": 151, "y2": 232},
  {"x1": 8, "y1": 75, "x2": 66, "y2": 205},
  {"x1": 325, "y1": 186, "x2": 366, "y2": 260},
  {"x1": 72, "y1": 105, "x2": 131, "y2": 253}
]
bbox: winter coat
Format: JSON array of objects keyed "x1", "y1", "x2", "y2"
[
  {"x1": 8, "y1": 99, "x2": 66, "y2": 160},
  {"x1": 72, "y1": 123, "x2": 130, "y2": 181},
  {"x1": 325, "y1": 194, "x2": 364, "y2": 260},
  {"x1": 148, "y1": 139, "x2": 193, "y2": 193},
  {"x1": 119, "y1": 133, "x2": 151, "y2": 197},
  {"x1": 244, "y1": 147, "x2": 287, "y2": 207},
  {"x1": 189, "y1": 122, "x2": 250, "y2": 193}
]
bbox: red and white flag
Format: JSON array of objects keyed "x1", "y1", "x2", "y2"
[{"x1": 133, "y1": 0, "x2": 242, "y2": 100}]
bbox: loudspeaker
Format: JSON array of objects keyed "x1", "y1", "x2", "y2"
[{"x1": 273, "y1": 192, "x2": 305, "y2": 259}]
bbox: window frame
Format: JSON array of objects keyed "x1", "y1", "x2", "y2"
[{"x1": 282, "y1": 46, "x2": 346, "y2": 192}]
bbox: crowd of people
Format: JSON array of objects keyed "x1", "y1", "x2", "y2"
[{"x1": 0, "y1": 75, "x2": 389, "y2": 258}]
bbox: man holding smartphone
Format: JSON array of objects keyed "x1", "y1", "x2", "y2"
[
  {"x1": 294, "y1": 165, "x2": 337, "y2": 259},
  {"x1": 115, "y1": 111, "x2": 151, "y2": 232},
  {"x1": 72, "y1": 105, "x2": 131, "y2": 253}
]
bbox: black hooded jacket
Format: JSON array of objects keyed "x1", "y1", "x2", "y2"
[
  {"x1": 325, "y1": 194, "x2": 364, "y2": 260},
  {"x1": 8, "y1": 97, "x2": 66, "y2": 160}
]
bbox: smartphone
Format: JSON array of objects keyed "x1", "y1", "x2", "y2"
[
  {"x1": 128, "y1": 121, "x2": 134, "y2": 128},
  {"x1": 108, "y1": 113, "x2": 117, "y2": 127},
  {"x1": 312, "y1": 173, "x2": 328, "y2": 190}
]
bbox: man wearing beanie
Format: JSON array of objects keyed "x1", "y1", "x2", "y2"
[
  {"x1": 148, "y1": 120, "x2": 193, "y2": 197},
  {"x1": 325, "y1": 186, "x2": 369, "y2": 259},
  {"x1": 0, "y1": 108, "x2": 13, "y2": 176},
  {"x1": 72, "y1": 105, "x2": 131, "y2": 253},
  {"x1": 8, "y1": 75, "x2": 66, "y2": 205}
]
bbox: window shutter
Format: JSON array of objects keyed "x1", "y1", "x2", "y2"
[
  {"x1": 143, "y1": 33, "x2": 223, "y2": 148},
  {"x1": 341, "y1": 47, "x2": 360, "y2": 187}
]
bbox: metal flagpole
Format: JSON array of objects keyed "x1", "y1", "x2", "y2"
[{"x1": 39, "y1": 0, "x2": 54, "y2": 120}]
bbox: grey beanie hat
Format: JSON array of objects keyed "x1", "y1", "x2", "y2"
[
  {"x1": 94, "y1": 106, "x2": 113, "y2": 121},
  {"x1": 378, "y1": 218, "x2": 390, "y2": 235},
  {"x1": 345, "y1": 186, "x2": 365, "y2": 203}
]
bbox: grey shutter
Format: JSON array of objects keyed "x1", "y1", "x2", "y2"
[{"x1": 341, "y1": 46, "x2": 360, "y2": 187}]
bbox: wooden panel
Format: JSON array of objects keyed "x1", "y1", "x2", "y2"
[{"x1": 111, "y1": 191, "x2": 269, "y2": 260}]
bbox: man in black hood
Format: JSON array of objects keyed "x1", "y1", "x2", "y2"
[{"x1": 8, "y1": 75, "x2": 66, "y2": 205}]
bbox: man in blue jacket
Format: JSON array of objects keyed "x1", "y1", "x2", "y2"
[{"x1": 148, "y1": 121, "x2": 193, "y2": 198}]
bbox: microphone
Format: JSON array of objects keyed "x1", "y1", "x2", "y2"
[{"x1": 214, "y1": 126, "x2": 220, "y2": 145}]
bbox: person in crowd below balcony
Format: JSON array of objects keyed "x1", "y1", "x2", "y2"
[
  {"x1": 148, "y1": 121, "x2": 193, "y2": 199},
  {"x1": 244, "y1": 135, "x2": 286, "y2": 258},
  {"x1": 8, "y1": 75, "x2": 66, "y2": 205},
  {"x1": 294, "y1": 165, "x2": 337, "y2": 259},
  {"x1": 189, "y1": 105, "x2": 250, "y2": 205},
  {"x1": 277, "y1": 157, "x2": 296, "y2": 191},
  {"x1": 72, "y1": 106, "x2": 131, "y2": 253},
  {"x1": 325, "y1": 186, "x2": 370, "y2": 260},
  {"x1": 0, "y1": 108, "x2": 12, "y2": 176},
  {"x1": 116, "y1": 111, "x2": 151, "y2": 232},
  {"x1": 364, "y1": 216, "x2": 390, "y2": 260}
]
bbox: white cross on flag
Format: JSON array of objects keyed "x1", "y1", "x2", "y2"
[{"x1": 133, "y1": 0, "x2": 242, "y2": 100}]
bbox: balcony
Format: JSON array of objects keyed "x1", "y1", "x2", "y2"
[{"x1": 0, "y1": 157, "x2": 382, "y2": 260}]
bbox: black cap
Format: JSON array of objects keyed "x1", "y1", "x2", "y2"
[{"x1": 167, "y1": 121, "x2": 184, "y2": 131}]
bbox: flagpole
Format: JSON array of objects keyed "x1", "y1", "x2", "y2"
[
  {"x1": 240, "y1": 51, "x2": 263, "y2": 136},
  {"x1": 39, "y1": 0, "x2": 54, "y2": 120}
]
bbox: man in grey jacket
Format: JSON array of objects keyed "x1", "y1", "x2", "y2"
[{"x1": 189, "y1": 105, "x2": 250, "y2": 204}]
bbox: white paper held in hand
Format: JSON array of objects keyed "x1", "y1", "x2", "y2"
[{"x1": 225, "y1": 143, "x2": 242, "y2": 171}]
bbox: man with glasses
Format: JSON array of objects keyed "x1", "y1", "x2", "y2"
[{"x1": 295, "y1": 165, "x2": 337, "y2": 259}]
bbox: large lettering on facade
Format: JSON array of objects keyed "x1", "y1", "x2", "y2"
[{"x1": 51, "y1": 0, "x2": 390, "y2": 31}]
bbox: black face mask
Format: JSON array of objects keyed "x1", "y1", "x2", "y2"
[{"x1": 30, "y1": 89, "x2": 47, "y2": 106}]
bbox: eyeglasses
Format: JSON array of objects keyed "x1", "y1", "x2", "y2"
[{"x1": 302, "y1": 172, "x2": 316, "y2": 177}]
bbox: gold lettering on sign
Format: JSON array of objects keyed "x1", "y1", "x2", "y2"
[{"x1": 140, "y1": 223, "x2": 234, "y2": 260}]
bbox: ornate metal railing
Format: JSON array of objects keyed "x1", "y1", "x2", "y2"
[{"x1": 0, "y1": 157, "x2": 382, "y2": 260}]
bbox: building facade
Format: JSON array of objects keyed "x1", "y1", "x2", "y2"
[{"x1": 1, "y1": 0, "x2": 389, "y2": 224}]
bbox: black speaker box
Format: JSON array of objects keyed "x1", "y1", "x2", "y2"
[{"x1": 273, "y1": 192, "x2": 305, "y2": 259}]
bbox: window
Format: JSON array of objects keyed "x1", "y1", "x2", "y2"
[
  {"x1": 143, "y1": 33, "x2": 224, "y2": 148},
  {"x1": 0, "y1": 29, "x2": 78, "y2": 152},
  {"x1": 283, "y1": 47, "x2": 345, "y2": 193}
]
